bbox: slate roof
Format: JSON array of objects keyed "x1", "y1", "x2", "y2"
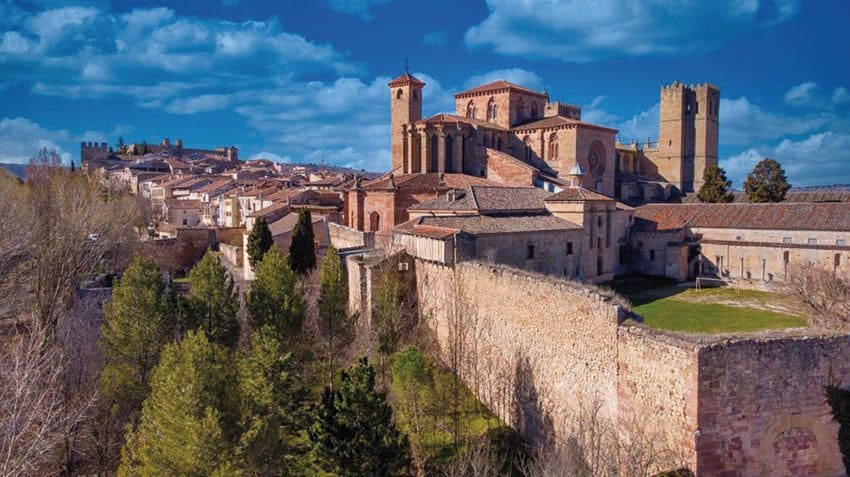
[
  {"x1": 410, "y1": 186, "x2": 552, "y2": 213},
  {"x1": 396, "y1": 213, "x2": 580, "y2": 236},
  {"x1": 634, "y1": 203, "x2": 850, "y2": 232},
  {"x1": 455, "y1": 80, "x2": 546, "y2": 98},
  {"x1": 363, "y1": 173, "x2": 503, "y2": 191}
]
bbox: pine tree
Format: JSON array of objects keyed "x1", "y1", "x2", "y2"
[
  {"x1": 70, "y1": 160, "x2": 76, "y2": 173},
  {"x1": 100, "y1": 255, "x2": 179, "y2": 420},
  {"x1": 743, "y1": 157, "x2": 790, "y2": 203},
  {"x1": 119, "y1": 330, "x2": 240, "y2": 476},
  {"x1": 187, "y1": 250, "x2": 240, "y2": 349},
  {"x1": 309, "y1": 357, "x2": 412, "y2": 476},
  {"x1": 236, "y1": 326, "x2": 309, "y2": 474},
  {"x1": 317, "y1": 246, "x2": 352, "y2": 389},
  {"x1": 697, "y1": 165, "x2": 734, "y2": 203},
  {"x1": 289, "y1": 209, "x2": 316, "y2": 275},
  {"x1": 246, "y1": 217, "x2": 273, "y2": 270},
  {"x1": 247, "y1": 247, "x2": 304, "y2": 342}
]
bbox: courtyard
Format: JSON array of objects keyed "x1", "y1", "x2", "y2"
[{"x1": 607, "y1": 277, "x2": 808, "y2": 334}]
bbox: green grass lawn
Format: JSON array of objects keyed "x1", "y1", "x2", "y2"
[{"x1": 608, "y1": 277, "x2": 808, "y2": 334}]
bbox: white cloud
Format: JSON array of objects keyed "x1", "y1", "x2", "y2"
[
  {"x1": 0, "y1": 117, "x2": 72, "y2": 164},
  {"x1": 617, "y1": 103, "x2": 660, "y2": 143},
  {"x1": 720, "y1": 97, "x2": 825, "y2": 145},
  {"x1": 0, "y1": 31, "x2": 34, "y2": 54},
  {"x1": 165, "y1": 94, "x2": 231, "y2": 114},
  {"x1": 581, "y1": 95, "x2": 619, "y2": 127},
  {"x1": 784, "y1": 81, "x2": 850, "y2": 109},
  {"x1": 722, "y1": 132, "x2": 850, "y2": 186},
  {"x1": 465, "y1": 0, "x2": 799, "y2": 62},
  {"x1": 462, "y1": 68, "x2": 544, "y2": 92},
  {"x1": 326, "y1": 0, "x2": 392, "y2": 19},
  {"x1": 249, "y1": 151, "x2": 291, "y2": 163}
]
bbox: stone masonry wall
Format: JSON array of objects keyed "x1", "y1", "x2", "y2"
[
  {"x1": 416, "y1": 260, "x2": 624, "y2": 446},
  {"x1": 695, "y1": 335, "x2": 850, "y2": 477}
]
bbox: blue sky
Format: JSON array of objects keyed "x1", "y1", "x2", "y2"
[{"x1": 0, "y1": 0, "x2": 848, "y2": 187}]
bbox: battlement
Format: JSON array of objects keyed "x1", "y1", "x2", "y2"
[
  {"x1": 81, "y1": 141, "x2": 108, "y2": 150},
  {"x1": 545, "y1": 101, "x2": 581, "y2": 120},
  {"x1": 661, "y1": 81, "x2": 720, "y2": 95}
]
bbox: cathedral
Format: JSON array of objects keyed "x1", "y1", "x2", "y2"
[{"x1": 389, "y1": 73, "x2": 718, "y2": 200}]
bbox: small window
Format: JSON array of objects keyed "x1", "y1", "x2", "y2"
[
  {"x1": 526, "y1": 244, "x2": 535, "y2": 259},
  {"x1": 783, "y1": 251, "x2": 790, "y2": 263},
  {"x1": 649, "y1": 249, "x2": 656, "y2": 261},
  {"x1": 735, "y1": 235, "x2": 742, "y2": 241},
  {"x1": 182, "y1": 218, "x2": 187, "y2": 225},
  {"x1": 597, "y1": 237, "x2": 602, "y2": 249},
  {"x1": 835, "y1": 254, "x2": 842, "y2": 266},
  {"x1": 597, "y1": 216, "x2": 603, "y2": 227},
  {"x1": 396, "y1": 88, "x2": 403, "y2": 99},
  {"x1": 837, "y1": 239, "x2": 846, "y2": 246},
  {"x1": 566, "y1": 242, "x2": 574, "y2": 255},
  {"x1": 783, "y1": 237, "x2": 792, "y2": 244},
  {"x1": 695, "y1": 101, "x2": 699, "y2": 114},
  {"x1": 808, "y1": 238, "x2": 818, "y2": 245}
]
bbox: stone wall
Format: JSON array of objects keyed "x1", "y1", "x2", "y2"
[
  {"x1": 416, "y1": 260, "x2": 625, "y2": 445},
  {"x1": 328, "y1": 222, "x2": 375, "y2": 249},
  {"x1": 695, "y1": 334, "x2": 850, "y2": 476}
]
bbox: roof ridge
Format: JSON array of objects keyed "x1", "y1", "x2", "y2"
[{"x1": 469, "y1": 186, "x2": 480, "y2": 209}]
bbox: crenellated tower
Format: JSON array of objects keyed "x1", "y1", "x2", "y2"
[
  {"x1": 388, "y1": 72, "x2": 424, "y2": 174},
  {"x1": 654, "y1": 81, "x2": 719, "y2": 193}
]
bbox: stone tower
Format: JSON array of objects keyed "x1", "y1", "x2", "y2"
[
  {"x1": 655, "y1": 81, "x2": 719, "y2": 193},
  {"x1": 388, "y1": 72, "x2": 424, "y2": 173}
]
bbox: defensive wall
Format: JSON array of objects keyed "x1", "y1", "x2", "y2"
[{"x1": 349, "y1": 254, "x2": 850, "y2": 475}]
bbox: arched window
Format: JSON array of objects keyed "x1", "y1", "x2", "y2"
[
  {"x1": 369, "y1": 211, "x2": 380, "y2": 232},
  {"x1": 522, "y1": 135, "x2": 531, "y2": 161},
  {"x1": 487, "y1": 97, "x2": 497, "y2": 121},
  {"x1": 531, "y1": 102, "x2": 539, "y2": 119},
  {"x1": 396, "y1": 88, "x2": 403, "y2": 99},
  {"x1": 412, "y1": 89, "x2": 418, "y2": 100},
  {"x1": 588, "y1": 141, "x2": 606, "y2": 178},
  {"x1": 548, "y1": 133, "x2": 558, "y2": 160},
  {"x1": 516, "y1": 99, "x2": 525, "y2": 121},
  {"x1": 496, "y1": 137, "x2": 502, "y2": 151},
  {"x1": 466, "y1": 100, "x2": 476, "y2": 119}
]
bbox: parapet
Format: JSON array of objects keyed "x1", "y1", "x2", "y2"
[
  {"x1": 545, "y1": 101, "x2": 582, "y2": 120},
  {"x1": 661, "y1": 81, "x2": 720, "y2": 95}
]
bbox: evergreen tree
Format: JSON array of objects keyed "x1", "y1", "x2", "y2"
[
  {"x1": 247, "y1": 247, "x2": 304, "y2": 342},
  {"x1": 70, "y1": 160, "x2": 76, "y2": 173},
  {"x1": 237, "y1": 326, "x2": 309, "y2": 474},
  {"x1": 375, "y1": 266, "x2": 406, "y2": 357},
  {"x1": 289, "y1": 209, "x2": 316, "y2": 275},
  {"x1": 697, "y1": 165, "x2": 734, "y2": 203},
  {"x1": 743, "y1": 157, "x2": 790, "y2": 203},
  {"x1": 246, "y1": 217, "x2": 273, "y2": 270},
  {"x1": 187, "y1": 250, "x2": 240, "y2": 349},
  {"x1": 100, "y1": 255, "x2": 179, "y2": 420},
  {"x1": 317, "y1": 246, "x2": 353, "y2": 389},
  {"x1": 119, "y1": 330, "x2": 240, "y2": 476},
  {"x1": 309, "y1": 357, "x2": 412, "y2": 476},
  {"x1": 117, "y1": 136, "x2": 125, "y2": 153}
]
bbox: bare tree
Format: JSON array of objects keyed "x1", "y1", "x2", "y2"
[
  {"x1": 786, "y1": 262, "x2": 850, "y2": 329},
  {"x1": 0, "y1": 320, "x2": 91, "y2": 477}
]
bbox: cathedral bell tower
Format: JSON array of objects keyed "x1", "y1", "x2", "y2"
[{"x1": 388, "y1": 69, "x2": 424, "y2": 174}]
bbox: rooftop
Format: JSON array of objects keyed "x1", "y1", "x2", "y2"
[
  {"x1": 455, "y1": 80, "x2": 547, "y2": 98},
  {"x1": 511, "y1": 115, "x2": 618, "y2": 133},
  {"x1": 410, "y1": 186, "x2": 552, "y2": 214},
  {"x1": 363, "y1": 172, "x2": 504, "y2": 191},
  {"x1": 546, "y1": 186, "x2": 616, "y2": 202},
  {"x1": 634, "y1": 203, "x2": 850, "y2": 232},
  {"x1": 397, "y1": 213, "x2": 580, "y2": 236}
]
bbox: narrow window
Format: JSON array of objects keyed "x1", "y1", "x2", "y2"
[
  {"x1": 783, "y1": 251, "x2": 790, "y2": 263},
  {"x1": 649, "y1": 249, "x2": 656, "y2": 261},
  {"x1": 597, "y1": 256, "x2": 603, "y2": 275},
  {"x1": 526, "y1": 244, "x2": 535, "y2": 259},
  {"x1": 396, "y1": 88, "x2": 403, "y2": 99},
  {"x1": 835, "y1": 254, "x2": 841, "y2": 267},
  {"x1": 566, "y1": 242, "x2": 573, "y2": 255}
]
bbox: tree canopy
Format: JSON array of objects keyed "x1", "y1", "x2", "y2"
[
  {"x1": 289, "y1": 209, "x2": 316, "y2": 275},
  {"x1": 246, "y1": 217, "x2": 274, "y2": 270},
  {"x1": 743, "y1": 157, "x2": 790, "y2": 203},
  {"x1": 186, "y1": 250, "x2": 240, "y2": 349},
  {"x1": 317, "y1": 246, "x2": 353, "y2": 388},
  {"x1": 247, "y1": 247, "x2": 304, "y2": 344},
  {"x1": 697, "y1": 165, "x2": 734, "y2": 203},
  {"x1": 119, "y1": 330, "x2": 240, "y2": 476},
  {"x1": 309, "y1": 357, "x2": 412, "y2": 476}
]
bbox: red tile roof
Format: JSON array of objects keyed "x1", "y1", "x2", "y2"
[
  {"x1": 545, "y1": 187, "x2": 616, "y2": 202},
  {"x1": 634, "y1": 203, "x2": 850, "y2": 232},
  {"x1": 455, "y1": 80, "x2": 546, "y2": 98},
  {"x1": 410, "y1": 186, "x2": 551, "y2": 213},
  {"x1": 363, "y1": 173, "x2": 504, "y2": 191},
  {"x1": 396, "y1": 213, "x2": 579, "y2": 235},
  {"x1": 388, "y1": 73, "x2": 424, "y2": 87},
  {"x1": 512, "y1": 116, "x2": 617, "y2": 133}
]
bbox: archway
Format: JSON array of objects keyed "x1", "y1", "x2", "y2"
[{"x1": 369, "y1": 211, "x2": 381, "y2": 232}]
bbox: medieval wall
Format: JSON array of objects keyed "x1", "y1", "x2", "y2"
[
  {"x1": 415, "y1": 260, "x2": 625, "y2": 445},
  {"x1": 694, "y1": 334, "x2": 850, "y2": 476}
]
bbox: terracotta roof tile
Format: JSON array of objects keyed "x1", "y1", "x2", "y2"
[
  {"x1": 546, "y1": 187, "x2": 615, "y2": 202},
  {"x1": 512, "y1": 116, "x2": 617, "y2": 133},
  {"x1": 397, "y1": 213, "x2": 579, "y2": 236},
  {"x1": 363, "y1": 173, "x2": 504, "y2": 191},
  {"x1": 634, "y1": 203, "x2": 850, "y2": 232},
  {"x1": 410, "y1": 186, "x2": 551, "y2": 213},
  {"x1": 455, "y1": 80, "x2": 546, "y2": 98}
]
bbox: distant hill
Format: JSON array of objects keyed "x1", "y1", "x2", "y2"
[{"x1": 0, "y1": 163, "x2": 28, "y2": 178}]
